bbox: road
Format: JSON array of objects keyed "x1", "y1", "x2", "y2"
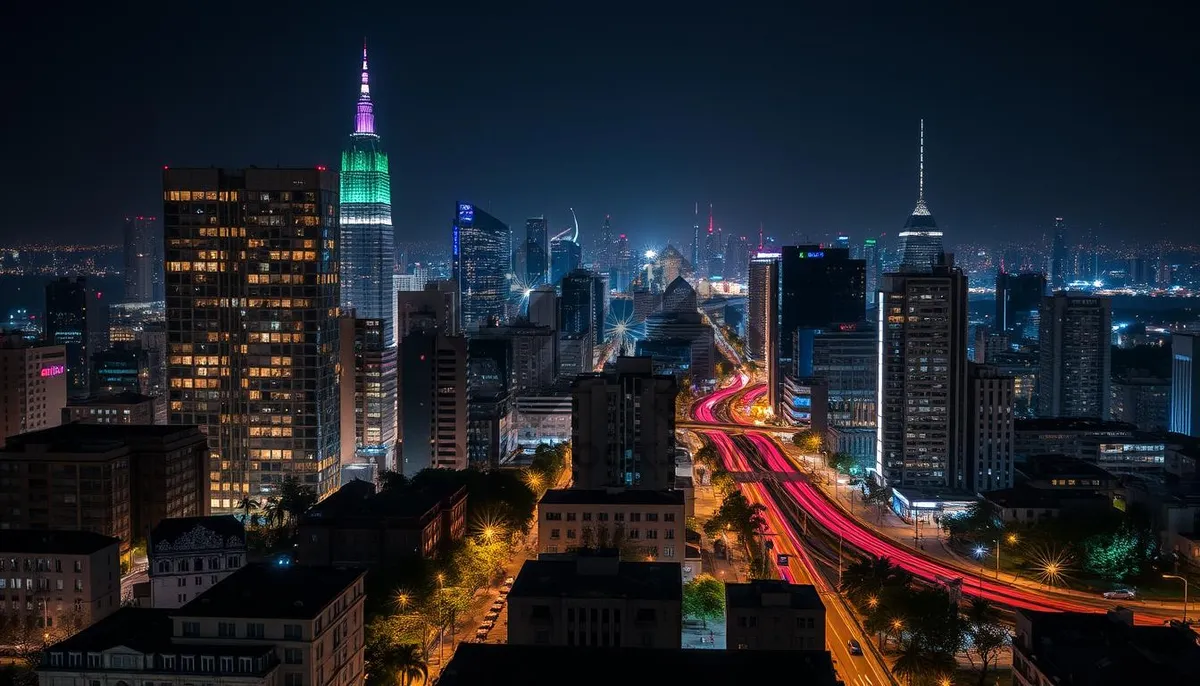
[{"x1": 689, "y1": 375, "x2": 1181, "y2": 626}]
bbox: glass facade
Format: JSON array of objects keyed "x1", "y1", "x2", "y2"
[
  {"x1": 163, "y1": 168, "x2": 342, "y2": 511},
  {"x1": 452, "y1": 203, "x2": 511, "y2": 329}
]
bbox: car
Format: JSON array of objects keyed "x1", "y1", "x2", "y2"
[
  {"x1": 480, "y1": 620, "x2": 495, "y2": 630},
  {"x1": 504, "y1": 576, "x2": 515, "y2": 585},
  {"x1": 1103, "y1": 589, "x2": 1136, "y2": 600},
  {"x1": 847, "y1": 639, "x2": 863, "y2": 656}
]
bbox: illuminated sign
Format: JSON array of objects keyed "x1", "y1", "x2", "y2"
[
  {"x1": 40, "y1": 364, "x2": 65, "y2": 378},
  {"x1": 798, "y1": 251, "x2": 825, "y2": 259},
  {"x1": 456, "y1": 203, "x2": 474, "y2": 225},
  {"x1": 453, "y1": 225, "x2": 460, "y2": 256}
]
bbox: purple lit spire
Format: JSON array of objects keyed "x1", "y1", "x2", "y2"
[{"x1": 354, "y1": 40, "x2": 376, "y2": 136}]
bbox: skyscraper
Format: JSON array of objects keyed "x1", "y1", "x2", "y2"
[
  {"x1": 549, "y1": 218, "x2": 582, "y2": 288},
  {"x1": 897, "y1": 120, "x2": 944, "y2": 272},
  {"x1": 164, "y1": 167, "x2": 342, "y2": 509},
  {"x1": 339, "y1": 43, "x2": 395, "y2": 345},
  {"x1": 453, "y1": 202, "x2": 511, "y2": 329},
  {"x1": 1036, "y1": 293, "x2": 1112, "y2": 420},
  {"x1": 862, "y1": 237, "x2": 880, "y2": 310},
  {"x1": 525, "y1": 216, "x2": 548, "y2": 287},
  {"x1": 747, "y1": 253, "x2": 780, "y2": 408},
  {"x1": 876, "y1": 256, "x2": 968, "y2": 488},
  {"x1": 597, "y1": 214, "x2": 614, "y2": 274},
  {"x1": 123, "y1": 216, "x2": 162, "y2": 303},
  {"x1": 995, "y1": 272, "x2": 1047, "y2": 337},
  {"x1": 350, "y1": 317, "x2": 397, "y2": 472},
  {"x1": 45, "y1": 277, "x2": 90, "y2": 397},
  {"x1": 613, "y1": 233, "x2": 633, "y2": 292},
  {"x1": 560, "y1": 270, "x2": 596, "y2": 345},
  {"x1": 1051, "y1": 218, "x2": 1069, "y2": 289},
  {"x1": 965, "y1": 363, "x2": 1016, "y2": 492},
  {"x1": 1171, "y1": 333, "x2": 1200, "y2": 437},
  {"x1": 779, "y1": 245, "x2": 865, "y2": 374},
  {"x1": 400, "y1": 316, "x2": 467, "y2": 472}
]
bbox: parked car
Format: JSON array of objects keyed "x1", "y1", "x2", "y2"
[
  {"x1": 847, "y1": 639, "x2": 863, "y2": 656},
  {"x1": 1103, "y1": 589, "x2": 1136, "y2": 600}
]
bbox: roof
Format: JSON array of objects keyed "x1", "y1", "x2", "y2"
[
  {"x1": 510, "y1": 557, "x2": 681, "y2": 601},
  {"x1": 539, "y1": 488, "x2": 684, "y2": 507},
  {"x1": 176, "y1": 563, "x2": 364, "y2": 619},
  {"x1": 983, "y1": 486, "x2": 1109, "y2": 510},
  {"x1": 150, "y1": 515, "x2": 245, "y2": 552},
  {"x1": 439, "y1": 643, "x2": 838, "y2": 686},
  {"x1": 725, "y1": 580, "x2": 824, "y2": 611},
  {"x1": 302, "y1": 478, "x2": 459, "y2": 525},
  {"x1": 0, "y1": 423, "x2": 205, "y2": 454},
  {"x1": 1015, "y1": 418, "x2": 1138, "y2": 433},
  {"x1": 42, "y1": 607, "x2": 277, "y2": 662},
  {"x1": 1023, "y1": 454, "x2": 1118, "y2": 480},
  {"x1": 0, "y1": 529, "x2": 120, "y2": 555},
  {"x1": 68, "y1": 391, "x2": 155, "y2": 406}
]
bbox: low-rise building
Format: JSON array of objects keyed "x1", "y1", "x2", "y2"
[
  {"x1": 38, "y1": 563, "x2": 367, "y2": 686},
  {"x1": 297, "y1": 479, "x2": 466, "y2": 565},
  {"x1": 148, "y1": 515, "x2": 246, "y2": 608},
  {"x1": 982, "y1": 486, "x2": 1112, "y2": 525},
  {"x1": 62, "y1": 391, "x2": 158, "y2": 425},
  {"x1": 725, "y1": 580, "x2": 826, "y2": 651},
  {"x1": 537, "y1": 489, "x2": 686, "y2": 562},
  {"x1": 0, "y1": 530, "x2": 121, "y2": 634},
  {"x1": 514, "y1": 395, "x2": 572, "y2": 454},
  {"x1": 507, "y1": 552, "x2": 683, "y2": 649}
]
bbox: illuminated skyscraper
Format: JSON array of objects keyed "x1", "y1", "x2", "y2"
[
  {"x1": 339, "y1": 43, "x2": 395, "y2": 345},
  {"x1": 45, "y1": 277, "x2": 90, "y2": 398},
  {"x1": 747, "y1": 253, "x2": 780, "y2": 408},
  {"x1": 1051, "y1": 217, "x2": 1069, "y2": 289},
  {"x1": 1036, "y1": 293, "x2": 1111, "y2": 420},
  {"x1": 452, "y1": 202, "x2": 511, "y2": 329},
  {"x1": 123, "y1": 216, "x2": 163, "y2": 303},
  {"x1": 898, "y1": 120, "x2": 944, "y2": 272},
  {"x1": 164, "y1": 167, "x2": 342, "y2": 510},
  {"x1": 525, "y1": 216, "x2": 548, "y2": 287}
]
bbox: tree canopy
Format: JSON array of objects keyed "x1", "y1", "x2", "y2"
[{"x1": 682, "y1": 574, "x2": 726, "y2": 627}]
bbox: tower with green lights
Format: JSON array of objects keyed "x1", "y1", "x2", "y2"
[{"x1": 339, "y1": 43, "x2": 397, "y2": 471}]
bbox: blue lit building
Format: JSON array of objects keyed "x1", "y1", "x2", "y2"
[
  {"x1": 452, "y1": 202, "x2": 512, "y2": 329},
  {"x1": 1171, "y1": 333, "x2": 1200, "y2": 437},
  {"x1": 525, "y1": 217, "x2": 548, "y2": 287}
]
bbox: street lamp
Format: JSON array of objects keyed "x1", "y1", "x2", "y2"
[
  {"x1": 994, "y1": 534, "x2": 1018, "y2": 579},
  {"x1": 973, "y1": 545, "x2": 987, "y2": 593},
  {"x1": 1163, "y1": 574, "x2": 1189, "y2": 624}
]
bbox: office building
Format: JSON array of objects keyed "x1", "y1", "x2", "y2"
[
  {"x1": 780, "y1": 246, "x2": 865, "y2": 375},
  {"x1": 1050, "y1": 218, "x2": 1069, "y2": 289},
  {"x1": 1171, "y1": 333, "x2": 1200, "y2": 437},
  {"x1": 1110, "y1": 375, "x2": 1170, "y2": 432},
  {"x1": 63, "y1": 391, "x2": 158, "y2": 425},
  {"x1": 164, "y1": 167, "x2": 342, "y2": 508},
  {"x1": 537, "y1": 489, "x2": 686, "y2": 560},
  {"x1": 123, "y1": 215, "x2": 163, "y2": 303},
  {"x1": 526, "y1": 216, "x2": 548, "y2": 287},
  {"x1": 612, "y1": 233, "x2": 634, "y2": 292},
  {"x1": 725, "y1": 580, "x2": 825, "y2": 651},
  {"x1": 861, "y1": 237, "x2": 880, "y2": 310},
  {"x1": 347, "y1": 318, "x2": 397, "y2": 472},
  {"x1": 396, "y1": 281, "x2": 459, "y2": 346},
  {"x1": 0, "y1": 334, "x2": 67, "y2": 448},
  {"x1": 572, "y1": 357, "x2": 678, "y2": 490},
  {"x1": 809, "y1": 324, "x2": 876, "y2": 468},
  {"x1": 966, "y1": 363, "x2": 1016, "y2": 492},
  {"x1": 747, "y1": 253, "x2": 780, "y2": 407},
  {"x1": 1, "y1": 530, "x2": 121, "y2": 633},
  {"x1": 91, "y1": 341, "x2": 148, "y2": 395},
  {"x1": 561, "y1": 270, "x2": 598, "y2": 347},
  {"x1": 550, "y1": 220, "x2": 582, "y2": 288},
  {"x1": 527, "y1": 285, "x2": 557, "y2": 330},
  {"x1": 399, "y1": 319, "x2": 467, "y2": 473},
  {"x1": 514, "y1": 394, "x2": 573, "y2": 452},
  {"x1": 897, "y1": 120, "x2": 944, "y2": 272},
  {"x1": 473, "y1": 321, "x2": 556, "y2": 394},
  {"x1": 453, "y1": 202, "x2": 512, "y2": 329},
  {"x1": 339, "y1": 44, "x2": 395, "y2": 348},
  {"x1": 1036, "y1": 293, "x2": 1112, "y2": 420},
  {"x1": 147, "y1": 515, "x2": 246, "y2": 609},
  {"x1": 46, "y1": 277, "x2": 91, "y2": 397},
  {"x1": 506, "y1": 553, "x2": 683, "y2": 649},
  {"x1": 0, "y1": 424, "x2": 210, "y2": 547},
  {"x1": 40, "y1": 565, "x2": 367, "y2": 686},
  {"x1": 995, "y1": 272, "x2": 1046, "y2": 338},
  {"x1": 876, "y1": 256, "x2": 968, "y2": 487}
]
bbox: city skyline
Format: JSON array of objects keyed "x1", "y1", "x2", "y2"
[{"x1": 4, "y1": 7, "x2": 1197, "y2": 247}]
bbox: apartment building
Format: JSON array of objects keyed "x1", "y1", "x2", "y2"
[
  {"x1": 148, "y1": 515, "x2": 246, "y2": 608},
  {"x1": 537, "y1": 489, "x2": 685, "y2": 562},
  {"x1": 725, "y1": 580, "x2": 826, "y2": 651},
  {"x1": 0, "y1": 530, "x2": 121, "y2": 633}
]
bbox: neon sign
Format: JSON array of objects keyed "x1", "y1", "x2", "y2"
[
  {"x1": 456, "y1": 203, "x2": 474, "y2": 226},
  {"x1": 40, "y1": 364, "x2": 65, "y2": 378}
]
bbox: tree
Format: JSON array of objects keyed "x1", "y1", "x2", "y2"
[
  {"x1": 369, "y1": 643, "x2": 428, "y2": 686},
  {"x1": 841, "y1": 556, "x2": 912, "y2": 607},
  {"x1": 236, "y1": 496, "x2": 260, "y2": 526},
  {"x1": 1082, "y1": 522, "x2": 1157, "y2": 581},
  {"x1": 792, "y1": 429, "x2": 823, "y2": 453},
  {"x1": 863, "y1": 481, "x2": 893, "y2": 524},
  {"x1": 379, "y1": 471, "x2": 410, "y2": 493},
  {"x1": 824, "y1": 452, "x2": 856, "y2": 474},
  {"x1": 682, "y1": 574, "x2": 726, "y2": 628},
  {"x1": 279, "y1": 477, "x2": 318, "y2": 524},
  {"x1": 261, "y1": 496, "x2": 286, "y2": 530},
  {"x1": 962, "y1": 598, "x2": 1009, "y2": 686},
  {"x1": 891, "y1": 638, "x2": 954, "y2": 686}
]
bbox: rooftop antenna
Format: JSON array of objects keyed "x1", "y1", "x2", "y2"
[{"x1": 918, "y1": 118, "x2": 925, "y2": 203}]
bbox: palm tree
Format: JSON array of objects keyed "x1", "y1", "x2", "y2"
[
  {"x1": 236, "y1": 497, "x2": 260, "y2": 527},
  {"x1": 374, "y1": 643, "x2": 427, "y2": 686},
  {"x1": 262, "y1": 496, "x2": 285, "y2": 531},
  {"x1": 890, "y1": 639, "x2": 936, "y2": 686},
  {"x1": 279, "y1": 477, "x2": 317, "y2": 525}
]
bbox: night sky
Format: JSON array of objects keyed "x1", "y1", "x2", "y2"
[{"x1": 5, "y1": 4, "x2": 1197, "y2": 247}]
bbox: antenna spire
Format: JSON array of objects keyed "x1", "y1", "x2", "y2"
[
  {"x1": 707, "y1": 203, "x2": 714, "y2": 235},
  {"x1": 918, "y1": 118, "x2": 925, "y2": 202},
  {"x1": 353, "y1": 40, "x2": 376, "y2": 136},
  {"x1": 758, "y1": 222, "x2": 764, "y2": 251}
]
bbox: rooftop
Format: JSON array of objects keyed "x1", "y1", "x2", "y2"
[
  {"x1": 67, "y1": 391, "x2": 155, "y2": 406},
  {"x1": 1023, "y1": 453, "x2": 1118, "y2": 480},
  {"x1": 0, "y1": 529, "x2": 120, "y2": 555},
  {"x1": 510, "y1": 556, "x2": 682, "y2": 602},
  {"x1": 439, "y1": 643, "x2": 839, "y2": 686},
  {"x1": 42, "y1": 607, "x2": 277, "y2": 662},
  {"x1": 302, "y1": 478, "x2": 463, "y2": 525},
  {"x1": 983, "y1": 486, "x2": 1110, "y2": 510},
  {"x1": 1, "y1": 423, "x2": 204, "y2": 454},
  {"x1": 725, "y1": 580, "x2": 824, "y2": 611},
  {"x1": 150, "y1": 515, "x2": 245, "y2": 550},
  {"x1": 1015, "y1": 417, "x2": 1138, "y2": 433},
  {"x1": 176, "y1": 563, "x2": 364, "y2": 620},
  {"x1": 539, "y1": 488, "x2": 685, "y2": 507}
]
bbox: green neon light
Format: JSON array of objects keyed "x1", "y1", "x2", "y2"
[{"x1": 340, "y1": 146, "x2": 391, "y2": 205}]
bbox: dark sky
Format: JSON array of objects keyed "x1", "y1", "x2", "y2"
[{"x1": 4, "y1": 4, "x2": 1197, "y2": 248}]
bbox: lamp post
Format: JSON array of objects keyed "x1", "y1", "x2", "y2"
[{"x1": 1163, "y1": 574, "x2": 1189, "y2": 624}]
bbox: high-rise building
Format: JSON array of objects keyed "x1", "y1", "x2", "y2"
[
  {"x1": 811, "y1": 324, "x2": 876, "y2": 469},
  {"x1": 571, "y1": 357, "x2": 677, "y2": 490},
  {"x1": 527, "y1": 286, "x2": 557, "y2": 330},
  {"x1": 1036, "y1": 293, "x2": 1112, "y2": 420},
  {"x1": 453, "y1": 202, "x2": 511, "y2": 329},
  {"x1": 862, "y1": 237, "x2": 880, "y2": 310},
  {"x1": 613, "y1": 233, "x2": 633, "y2": 292},
  {"x1": 690, "y1": 203, "x2": 701, "y2": 274},
  {"x1": 0, "y1": 334, "x2": 67, "y2": 448},
  {"x1": 350, "y1": 318, "x2": 397, "y2": 472},
  {"x1": 592, "y1": 272, "x2": 608, "y2": 346},
  {"x1": 396, "y1": 281, "x2": 459, "y2": 346},
  {"x1": 123, "y1": 216, "x2": 163, "y2": 303},
  {"x1": 339, "y1": 44, "x2": 396, "y2": 346},
  {"x1": 966, "y1": 363, "x2": 1016, "y2": 492},
  {"x1": 779, "y1": 246, "x2": 865, "y2": 375},
  {"x1": 876, "y1": 256, "x2": 968, "y2": 487},
  {"x1": 1171, "y1": 333, "x2": 1200, "y2": 437},
  {"x1": 723, "y1": 234, "x2": 750, "y2": 281},
  {"x1": 525, "y1": 216, "x2": 548, "y2": 287},
  {"x1": 550, "y1": 233, "x2": 582, "y2": 288},
  {"x1": 897, "y1": 120, "x2": 944, "y2": 272},
  {"x1": 91, "y1": 342, "x2": 148, "y2": 395},
  {"x1": 399, "y1": 319, "x2": 467, "y2": 472},
  {"x1": 597, "y1": 214, "x2": 615, "y2": 274},
  {"x1": 995, "y1": 272, "x2": 1047, "y2": 337},
  {"x1": 46, "y1": 277, "x2": 91, "y2": 397},
  {"x1": 1051, "y1": 217, "x2": 1069, "y2": 289},
  {"x1": 164, "y1": 167, "x2": 342, "y2": 509},
  {"x1": 747, "y1": 253, "x2": 780, "y2": 407},
  {"x1": 560, "y1": 270, "x2": 596, "y2": 346}
]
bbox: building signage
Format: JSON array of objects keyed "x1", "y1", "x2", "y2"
[
  {"x1": 799, "y1": 251, "x2": 825, "y2": 259},
  {"x1": 40, "y1": 364, "x2": 65, "y2": 378},
  {"x1": 456, "y1": 203, "x2": 474, "y2": 226}
]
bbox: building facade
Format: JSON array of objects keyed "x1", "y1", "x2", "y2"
[
  {"x1": 164, "y1": 167, "x2": 342, "y2": 509},
  {"x1": 124, "y1": 215, "x2": 164, "y2": 303},
  {"x1": 147, "y1": 515, "x2": 246, "y2": 609},
  {"x1": 1171, "y1": 333, "x2": 1200, "y2": 437},
  {"x1": 725, "y1": 580, "x2": 825, "y2": 651},
  {"x1": 966, "y1": 363, "x2": 1016, "y2": 492},
  {"x1": 349, "y1": 318, "x2": 397, "y2": 472},
  {"x1": 0, "y1": 530, "x2": 121, "y2": 633},
  {"x1": 537, "y1": 489, "x2": 686, "y2": 561},
  {"x1": 453, "y1": 203, "x2": 511, "y2": 329},
  {"x1": 0, "y1": 334, "x2": 67, "y2": 448},
  {"x1": 63, "y1": 392, "x2": 158, "y2": 425},
  {"x1": 46, "y1": 277, "x2": 91, "y2": 398},
  {"x1": 399, "y1": 321, "x2": 467, "y2": 473},
  {"x1": 747, "y1": 253, "x2": 780, "y2": 408},
  {"x1": 1036, "y1": 293, "x2": 1112, "y2": 420}
]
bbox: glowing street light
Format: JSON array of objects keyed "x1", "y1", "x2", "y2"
[{"x1": 1162, "y1": 574, "x2": 1189, "y2": 624}]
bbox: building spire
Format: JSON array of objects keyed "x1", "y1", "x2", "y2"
[
  {"x1": 758, "y1": 222, "x2": 764, "y2": 251},
  {"x1": 707, "y1": 203, "x2": 714, "y2": 235},
  {"x1": 354, "y1": 39, "x2": 376, "y2": 136},
  {"x1": 918, "y1": 118, "x2": 925, "y2": 203}
]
